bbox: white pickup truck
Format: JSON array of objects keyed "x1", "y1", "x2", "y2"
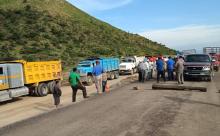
[{"x1": 119, "y1": 56, "x2": 144, "y2": 75}]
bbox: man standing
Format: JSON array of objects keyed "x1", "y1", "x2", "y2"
[
  {"x1": 69, "y1": 68, "x2": 89, "y2": 102},
  {"x1": 156, "y1": 57, "x2": 166, "y2": 83},
  {"x1": 92, "y1": 60, "x2": 103, "y2": 94},
  {"x1": 175, "y1": 56, "x2": 184, "y2": 84},
  {"x1": 102, "y1": 70, "x2": 108, "y2": 92},
  {"x1": 167, "y1": 56, "x2": 175, "y2": 80},
  {"x1": 53, "y1": 81, "x2": 62, "y2": 108},
  {"x1": 138, "y1": 61, "x2": 147, "y2": 82}
]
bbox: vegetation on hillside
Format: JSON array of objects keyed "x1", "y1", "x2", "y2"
[{"x1": 0, "y1": 0, "x2": 176, "y2": 69}]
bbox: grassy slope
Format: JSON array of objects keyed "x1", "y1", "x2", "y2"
[{"x1": 0, "y1": 0, "x2": 175, "y2": 70}]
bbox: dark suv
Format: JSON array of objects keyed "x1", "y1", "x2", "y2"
[{"x1": 184, "y1": 54, "x2": 213, "y2": 81}]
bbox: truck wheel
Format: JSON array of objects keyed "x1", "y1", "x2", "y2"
[
  {"x1": 48, "y1": 81, "x2": 55, "y2": 94},
  {"x1": 130, "y1": 69, "x2": 134, "y2": 75},
  {"x1": 37, "y1": 83, "x2": 48, "y2": 96},
  {"x1": 114, "y1": 71, "x2": 119, "y2": 79},
  {"x1": 34, "y1": 86, "x2": 39, "y2": 96},
  {"x1": 110, "y1": 72, "x2": 115, "y2": 80},
  {"x1": 184, "y1": 76, "x2": 187, "y2": 81},
  {"x1": 86, "y1": 75, "x2": 93, "y2": 86},
  {"x1": 133, "y1": 68, "x2": 137, "y2": 73},
  {"x1": 207, "y1": 76, "x2": 212, "y2": 82}
]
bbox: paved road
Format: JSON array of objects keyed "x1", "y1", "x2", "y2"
[
  {"x1": 0, "y1": 74, "x2": 135, "y2": 128},
  {"x1": 0, "y1": 72, "x2": 220, "y2": 136}
]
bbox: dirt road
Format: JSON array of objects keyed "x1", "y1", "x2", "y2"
[
  {"x1": 0, "y1": 74, "x2": 136, "y2": 128},
  {"x1": 0, "y1": 72, "x2": 219, "y2": 136}
]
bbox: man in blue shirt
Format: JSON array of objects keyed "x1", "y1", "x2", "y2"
[
  {"x1": 167, "y1": 56, "x2": 175, "y2": 80},
  {"x1": 156, "y1": 57, "x2": 166, "y2": 83},
  {"x1": 92, "y1": 60, "x2": 103, "y2": 94}
]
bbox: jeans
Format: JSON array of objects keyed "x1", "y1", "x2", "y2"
[
  {"x1": 53, "y1": 94, "x2": 60, "y2": 106},
  {"x1": 138, "y1": 70, "x2": 146, "y2": 82},
  {"x1": 167, "y1": 69, "x2": 174, "y2": 80},
  {"x1": 157, "y1": 70, "x2": 166, "y2": 83},
  {"x1": 102, "y1": 80, "x2": 107, "y2": 92},
  {"x1": 71, "y1": 84, "x2": 87, "y2": 102}
]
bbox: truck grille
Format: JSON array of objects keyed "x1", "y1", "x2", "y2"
[
  {"x1": 187, "y1": 67, "x2": 203, "y2": 70},
  {"x1": 120, "y1": 65, "x2": 126, "y2": 68}
]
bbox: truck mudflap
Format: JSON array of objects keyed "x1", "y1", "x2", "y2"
[{"x1": 9, "y1": 86, "x2": 29, "y2": 98}]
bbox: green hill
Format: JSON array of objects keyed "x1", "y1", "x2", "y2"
[{"x1": 0, "y1": 0, "x2": 175, "y2": 69}]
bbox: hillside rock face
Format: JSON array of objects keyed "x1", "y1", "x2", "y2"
[{"x1": 0, "y1": 0, "x2": 175, "y2": 68}]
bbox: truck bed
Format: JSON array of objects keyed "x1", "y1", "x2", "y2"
[
  {"x1": 21, "y1": 60, "x2": 62, "y2": 84},
  {"x1": 101, "y1": 58, "x2": 119, "y2": 72}
]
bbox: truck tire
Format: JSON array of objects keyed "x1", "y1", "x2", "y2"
[
  {"x1": 48, "y1": 81, "x2": 55, "y2": 94},
  {"x1": 110, "y1": 72, "x2": 115, "y2": 80},
  {"x1": 207, "y1": 75, "x2": 212, "y2": 82},
  {"x1": 86, "y1": 75, "x2": 93, "y2": 86},
  {"x1": 37, "y1": 83, "x2": 49, "y2": 97},
  {"x1": 114, "y1": 71, "x2": 119, "y2": 79},
  {"x1": 130, "y1": 69, "x2": 134, "y2": 75},
  {"x1": 184, "y1": 75, "x2": 188, "y2": 81},
  {"x1": 34, "y1": 86, "x2": 40, "y2": 96},
  {"x1": 133, "y1": 68, "x2": 137, "y2": 73}
]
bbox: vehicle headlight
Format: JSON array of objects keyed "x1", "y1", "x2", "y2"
[{"x1": 203, "y1": 66, "x2": 210, "y2": 71}]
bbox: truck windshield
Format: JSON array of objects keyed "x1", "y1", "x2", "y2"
[
  {"x1": 78, "y1": 62, "x2": 91, "y2": 67},
  {"x1": 122, "y1": 59, "x2": 134, "y2": 63},
  {"x1": 0, "y1": 67, "x2": 3, "y2": 74},
  {"x1": 185, "y1": 55, "x2": 211, "y2": 62}
]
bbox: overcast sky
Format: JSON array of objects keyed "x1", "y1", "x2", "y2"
[{"x1": 67, "y1": 0, "x2": 220, "y2": 52}]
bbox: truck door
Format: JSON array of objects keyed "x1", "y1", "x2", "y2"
[{"x1": 0, "y1": 65, "x2": 9, "y2": 90}]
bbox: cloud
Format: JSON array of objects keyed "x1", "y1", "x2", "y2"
[
  {"x1": 67, "y1": 0, "x2": 132, "y2": 11},
  {"x1": 140, "y1": 25, "x2": 220, "y2": 52}
]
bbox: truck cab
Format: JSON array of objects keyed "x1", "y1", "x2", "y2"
[
  {"x1": 119, "y1": 56, "x2": 145, "y2": 75},
  {"x1": 77, "y1": 58, "x2": 120, "y2": 86},
  {"x1": 0, "y1": 60, "x2": 62, "y2": 102},
  {"x1": 119, "y1": 57, "x2": 136, "y2": 75},
  {"x1": 0, "y1": 63, "x2": 29, "y2": 102},
  {"x1": 77, "y1": 60, "x2": 96, "y2": 86},
  {"x1": 184, "y1": 54, "x2": 213, "y2": 81}
]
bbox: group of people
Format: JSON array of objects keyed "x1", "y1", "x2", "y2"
[
  {"x1": 137, "y1": 59, "x2": 153, "y2": 82},
  {"x1": 156, "y1": 56, "x2": 185, "y2": 84},
  {"x1": 53, "y1": 56, "x2": 185, "y2": 108},
  {"x1": 53, "y1": 60, "x2": 108, "y2": 108}
]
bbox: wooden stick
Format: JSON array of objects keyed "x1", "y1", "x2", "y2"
[{"x1": 152, "y1": 84, "x2": 207, "y2": 92}]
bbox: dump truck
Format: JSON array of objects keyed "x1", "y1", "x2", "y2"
[
  {"x1": 0, "y1": 60, "x2": 62, "y2": 102},
  {"x1": 77, "y1": 57, "x2": 120, "y2": 86}
]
